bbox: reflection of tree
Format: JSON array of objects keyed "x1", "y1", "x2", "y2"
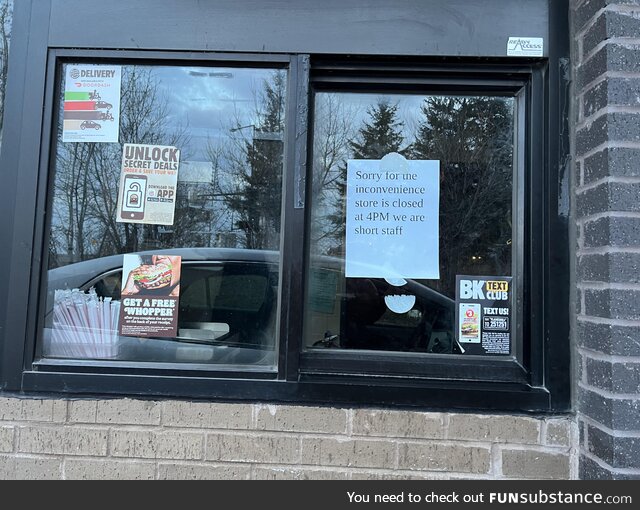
[
  {"x1": 54, "y1": 143, "x2": 97, "y2": 262},
  {"x1": 310, "y1": 94, "x2": 357, "y2": 252},
  {"x1": 163, "y1": 181, "x2": 213, "y2": 247},
  {"x1": 410, "y1": 97, "x2": 513, "y2": 296},
  {"x1": 326, "y1": 100, "x2": 407, "y2": 255},
  {"x1": 200, "y1": 142, "x2": 239, "y2": 247},
  {"x1": 224, "y1": 72, "x2": 285, "y2": 250},
  {"x1": 50, "y1": 66, "x2": 292, "y2": 267},
  {"x1": 309, "y1": 94, "x2": 513, "y2": 298},
  {"x1": 93, "y1": 67, "x2": 191, "y2": 255},
  {"x1": 350, "y1": 101, "x2": 406, "y2": 159},
  {"x1": 0, "y1": 0, "x2": 13, "y2": 141},
  {"x1": 50, "y1": 67, "x2": 192, "y2": 266}
]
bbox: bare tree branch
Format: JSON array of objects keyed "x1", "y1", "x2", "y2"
[{"x1": 0, "y1": 0, "x2": 13, "y2": 139}]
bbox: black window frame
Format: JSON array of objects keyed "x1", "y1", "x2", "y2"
[{"x1": 0, "y1": 6, "x2": 570, "y2": 414}]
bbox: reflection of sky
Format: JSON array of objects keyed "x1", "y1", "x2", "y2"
[
  {"x1": 150, "y1": 64, "x2": 513, "y2": 162},
  {"x1": 317, "y1": 92, "x2": 514, "y2": 147},
  {"x1": 152, "y1": 66, "x2": 283, "y2": 160},
  {"x1": 329, "y1": 92, "x2": 425, "y2": 141},
  {"x1": 151, "y1": 67, "x2": 437, "y2": 162}
]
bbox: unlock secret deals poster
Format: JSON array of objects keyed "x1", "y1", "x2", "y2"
[{"x1": 116, "y1": 143, "x2": 180, "y2": 226}]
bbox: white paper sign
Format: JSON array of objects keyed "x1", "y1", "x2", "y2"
[
  {"x1": 507, "y1": 37, "x2": 544, "y2": 57},
  {"x1": 62, "y1": 64, "x2": 121, "y2": 143},
  {"x1": 345, "y1": 153, "x2": 440, "y2": 279}
]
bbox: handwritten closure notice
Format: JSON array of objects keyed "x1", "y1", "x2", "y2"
[{"x1": 345, "y1": 153, "x2": 440, "y2": 279}]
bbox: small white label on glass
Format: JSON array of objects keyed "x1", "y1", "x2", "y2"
[{"x1": 507, "y1": 37, "x2": 544, "y2": 57}]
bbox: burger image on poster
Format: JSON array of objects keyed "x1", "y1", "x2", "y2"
[
  {"x1": 121, "y1": 254, "x2": 181, "y2": 297},
  {"x1": 132, "y1": 263, "x2": 172, "y2": 290}
]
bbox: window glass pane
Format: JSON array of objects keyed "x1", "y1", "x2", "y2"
[
  {"x1": 305, "y1": 92, "x2": 515, "y2": 356},
  {"x1": 43, "y1": 63, "x2": 286, "y2": 368}
]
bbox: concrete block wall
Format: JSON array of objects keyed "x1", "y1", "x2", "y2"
[
  {"x1": 0, "y1": 397, "x2": 576, "y2": 480},
  {"x1": 571, "y1": 0, "x2": 640, "y2": 480}
]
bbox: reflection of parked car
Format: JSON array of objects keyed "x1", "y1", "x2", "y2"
[
  {"x1": 80, "y1": 120, "x2": 101, "y2": 130},
  {"x1": 348, "y1": 277, "x2": 459, "y2": 354},
  {"x1": 45, "y1": 248, "x2": 461, "y2": 363},
  {"x1": 46, "y1": 248, "x2": 279, "y2": 365},
  {"x1": 94, "y1": 100, "x2": 112, "y2": 110},
  {"x1": 306, "y1": 259, "x2": 460, "y2": 354}
]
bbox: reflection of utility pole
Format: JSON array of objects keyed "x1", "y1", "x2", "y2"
[
  {"x1": 230, "y1": 124, "x2": 255, "y2": 133},
  {"x1": 229, "y1": 123, "x2": 283, "y2": 177},
  {"x1": 230, "y1": 124, "x2": 256, "y2": 179},
  {"x1": 230, "y1": 123, "x2": 283, "y2": 141}
]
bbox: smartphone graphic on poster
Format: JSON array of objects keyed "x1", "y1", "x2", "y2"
[
  {"x1": 120, "y1": 174, "x2": 147, "y2": 220},
  {"x1": 458, "y1": 303, "x2": 481, "y2": 343}
]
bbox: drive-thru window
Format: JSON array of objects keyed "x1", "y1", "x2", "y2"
[{"x1": 0, "y1": 0, "x2": 570, "y2": 413}]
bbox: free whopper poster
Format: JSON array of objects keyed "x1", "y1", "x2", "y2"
[{"x1": 119, "y1": 254, "x2": 182, "y2": 338}]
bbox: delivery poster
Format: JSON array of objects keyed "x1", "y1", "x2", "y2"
[
  {"x1": 62, "y1": 64, "x2": 121, "y2": 143},
  {"x1": 119, "y1": 254, "x2": 181, "y2": 338},
  {"x1": 116, "y1": 143, "x2": 180, "y2": 226},
  {"x1": 455, "y1": 275, "x2": 512, "y2": 356}
]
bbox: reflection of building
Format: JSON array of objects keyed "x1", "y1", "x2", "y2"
[
  {"x1": 229, "y1": 124, "x2": 284, "y2": 250},
  {"x1": 173, "y1": 161, "x2": 239, "y2": 248}
]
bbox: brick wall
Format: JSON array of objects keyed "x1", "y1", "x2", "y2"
[
  {"x1": 0, "y1": 397, "x2": 576, "y2": 480},
  {"x1": 571, "y1": 0, "x2": 640, "y2": 480}
]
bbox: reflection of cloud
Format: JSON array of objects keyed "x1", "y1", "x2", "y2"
[
  {"x1": 157, "y1": 67, "x2": 268, "y2": 124},
  {"x1": 173, "y1": 82, "x2": 240, "y2": 118},
  {"x1": 179, "y1": 161, "x2": 213, "y2": 184},
  {"x1": 150, "y1": 66, "x2": 285, "y2": 163}
]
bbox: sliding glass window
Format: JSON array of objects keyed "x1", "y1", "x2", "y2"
[
  {"x1": 305, "y1": 91, "x2": 517, "y2": 359},
  {"x1": 43, "y1": 63, "x2": 287, "y2": 369}
]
